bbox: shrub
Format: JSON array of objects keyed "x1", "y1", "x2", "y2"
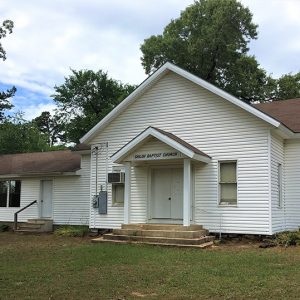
[
  {"x1": 54, "y1": 226, "x2": 89, "y2": 237},
  {"x1": 274, "y1": 231, "x2": 300, "y2": 247},
  {"x1": 0, "y1": 224, "x2": 10, "y2": 232}
]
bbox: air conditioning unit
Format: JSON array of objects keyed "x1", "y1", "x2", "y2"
[{"x1": 108, "y1": 172, "x2": 125, "y2": 183}]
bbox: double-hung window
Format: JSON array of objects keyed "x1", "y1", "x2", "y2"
[
  {"x1": 219, "y1": 161, "x2": 237, "y2": 205},
  {"x1": 112, "y1": 184, "x2": 125, "y2": 206},
  {"x1": 0, "y1": 180, "x2": 21, "y2": 208}
]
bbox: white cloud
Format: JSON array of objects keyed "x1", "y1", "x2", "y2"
[{"x1": 16, "y1": 102, "x2": 57, "y2": 120}]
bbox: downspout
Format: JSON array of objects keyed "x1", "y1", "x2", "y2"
[{"x1": 268, "y1": 130, "x2": 273, "y2": 235}]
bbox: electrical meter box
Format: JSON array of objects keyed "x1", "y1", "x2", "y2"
[{"x1": 98, "y1": 191, "x2": 107, "y2": 214}]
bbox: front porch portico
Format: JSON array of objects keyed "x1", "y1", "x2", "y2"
[{"x1": 111, "y1": 127, "x2": 211, "y2": 227}]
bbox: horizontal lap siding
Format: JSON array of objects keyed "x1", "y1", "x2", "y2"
[
  {"x1": 271, "y1": 134, "x2": 285, "y2": 233},
  {"x1": 52, "y1": 155, "x2": 90, "y2": 225},
  {"x1": 284, "y1": 140, "x2": 300, "y2": 230},
  {"x1": 0, "y1": 178, "x2": 39, "y2": 222},
  {"x1": 89, "y1": 72, "x2": 270, "y2": 234}
]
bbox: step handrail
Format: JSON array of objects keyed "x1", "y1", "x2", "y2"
[{"x1": 14, "y1": 200, "x2": 37, "y2": 231}]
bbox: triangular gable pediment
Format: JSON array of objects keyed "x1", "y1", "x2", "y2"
[
  {"x1": 81, "y1": 62, "x2": 287, "y2": 144},
  {"x1": 124, "y1": 136, "x2": 186, "y2": 162},
  {"x1": 111, "y1": 127, "x2": 211, "y2": 164}
]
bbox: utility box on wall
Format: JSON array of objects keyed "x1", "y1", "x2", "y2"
[{"x1": 98, "y1": 191, "x2": 108, "y2": 214}]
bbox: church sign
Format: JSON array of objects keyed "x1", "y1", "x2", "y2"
[{"x1": 133, "y1": 151, "x2": 182, "y2": 160}]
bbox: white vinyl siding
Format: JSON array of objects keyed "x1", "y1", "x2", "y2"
[
  {"x1": 89, "y1": 72, "x2": 271, "y2": 234},
  {"x1": 52, "y1": 154, "x2": 91, "y2": 225},
  {"x1": 284, "y1": 139, "x2": 300, "y2": 231}
]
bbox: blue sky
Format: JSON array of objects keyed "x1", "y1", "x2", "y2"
[{"x1": 1, "y1": 0, "x2": 300, "y2": 120}]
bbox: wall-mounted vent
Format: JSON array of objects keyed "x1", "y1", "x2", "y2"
[{"x1": 108, "y1": 172, "x2": 125, "y2": 183}]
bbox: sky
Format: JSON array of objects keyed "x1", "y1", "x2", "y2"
[{"x1": 0, "y1": 0, "x2": 300, "y2": 120}]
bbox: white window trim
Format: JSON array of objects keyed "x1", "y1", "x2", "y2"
[{"x1": 218, "y1": 160, "x2": 238, "y2": 207}]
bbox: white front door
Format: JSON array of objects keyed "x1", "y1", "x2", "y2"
[
  {"x1": 151, "y1": 168, "x2": 183, "y2": 220},
  {"x1": 41, "y1": 180, "x2": 53, "y2": 218}
]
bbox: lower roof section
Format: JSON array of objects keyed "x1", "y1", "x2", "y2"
[{"x1": 0, "y1": 150, "x2": 81, "y2": 176}]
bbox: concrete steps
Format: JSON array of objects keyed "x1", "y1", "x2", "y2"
[
  {"x1": 92, "y1": 223, "x2": 215, "y2": 248},
  {"x1": 15, "y1": 219, "x2": 53, "y2": 233}
]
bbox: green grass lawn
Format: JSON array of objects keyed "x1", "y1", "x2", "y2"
[{"x1": 1, "y1": 233, "x2": 300, "y2": 300}]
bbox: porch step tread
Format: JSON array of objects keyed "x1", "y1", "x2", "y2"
[
  {"x1": 121, "y1": 224, "x2": 203, "y2": 231},
  {"x1": 103, "y1": 233, "x2": 215, "y2": 245},
  {"x1": 92, "y1": 237, "x2": 214, "y2": 249},
  {"x1": 15, "y1": 229, "x2": 44, "y2": 234},
  {"x1": 18, "y1": 224, "x2": 42, "y2": 229},
  {"x1": 113, "y1": 229, "x2": 208, "y2": 238}
]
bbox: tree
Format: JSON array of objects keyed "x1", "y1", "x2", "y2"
[
  {"x1": 140, "y1": 0, "x2": 272, "y2": 102},
  {"x1": 0, "y1": 114, "x2": 50, "y2": 154},
  {"x1": 273, "y1": 73, "x2": 300, "y2": 101},
  {"x1": 0, "y1": 20, "x2": 16, "y2": 121},
  {"x1": 53, "y1": 69, "x2": 136, "y2": 143},
  {"x1": 140, "y1": 0, "x2": 300, "y2": 103},
  {"x1": 33, "y1": 111, "x2": 65, "y2": 146}
]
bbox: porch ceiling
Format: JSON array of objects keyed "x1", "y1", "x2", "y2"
[{"x1": 111, "y1": 127, "x2": 211, "y2": 164}]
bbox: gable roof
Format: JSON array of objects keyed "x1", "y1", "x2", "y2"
[
  {"x1": 254, "y1": 99, "x2": 300, "y2": 133},
  {"x1": 80, "y1": 62, "x2": 283, "y2": 144},
  {"x1": 111, "y1": 126, "x2": 211, "y2": 164},
  {"x1": 0, "y1": 150, "x2": 81, "y2": 177}
]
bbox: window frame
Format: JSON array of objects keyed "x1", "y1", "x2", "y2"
[
  {"x1": 111, "y1": 183, "x2": 125, "y2": 207},
  {"x1": 218, "y1": 160, "x2": 238, "y2": 206},
  {"x1": 0, "y1": 180, "x2": 21, "y2": 208}
]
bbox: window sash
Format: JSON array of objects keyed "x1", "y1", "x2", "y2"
[
  {"x1": 219, "y1": 161, "x2": 237, "y2": 205},
  {"x1": 112, "y1": 184, "x2": 124, "y2": 205},
  {"x1": 0, "y1": 180, "x2": 21, "y2": 208}
]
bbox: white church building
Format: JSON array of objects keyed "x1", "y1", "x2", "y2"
[{"x1": 1, "y1": 63, "x2": 300, "y2": 236}]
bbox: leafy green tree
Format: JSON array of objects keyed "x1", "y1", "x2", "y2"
[
  {"x1": 0, "y1": 20, "x2": 16, "y2": 121},
  {"x1": 53, "y1": 69, "x2": 136, "y2": 143},
  {"x1": 141, "y1": 0, "x2": 300, "y2": 103},
  {"x1": 33, "y1": 111, "x2": 65, "y2": 146},
  {"x1": 273, "y1": 73, "x2": 300, "y2": 101},
  {"x1": 0, "y1": 114, "x2": 50, "y2": 154}
]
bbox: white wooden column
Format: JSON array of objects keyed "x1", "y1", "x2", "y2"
[
  {"x1": 124, "y1": 162, "x2": 131, "y2": 224},
  {"x1": 183, "y1": 158, "x2": 192, "y2": 226}
]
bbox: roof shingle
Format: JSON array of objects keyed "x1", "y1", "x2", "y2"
[
  {"x1": 254, "y1": 98, "x2": 300, "y2": 133},
  {"x1": 0, "y1": 150, "x2": 81, "y2": 176}
]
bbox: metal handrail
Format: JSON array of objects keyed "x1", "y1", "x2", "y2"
[{"x1": 14, "y1": 200, "x2": 37, "y2": 231}]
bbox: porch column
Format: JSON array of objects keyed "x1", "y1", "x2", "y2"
[
  {"x1": 183, "y1": 158, "x2": 192, "y2": 226},
  {"x1": 124, "y1": 162, "x2": 131, "y2": 224}
]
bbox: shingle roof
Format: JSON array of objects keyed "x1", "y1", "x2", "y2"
[
  {"x1": 0, "y1": 150, "x2": 81, "y2": 176},
  {"x1": 254, "y1": 98, "x2": 300, "y2": 133},
  {"x1": 72, "y1": 143, "x2": 90, "y2": 151}
]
